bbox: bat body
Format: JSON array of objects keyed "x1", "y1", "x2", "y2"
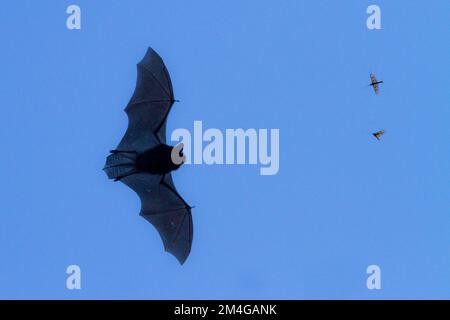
[
  {"x1": 109, "y1": 144, "x2": 182, "y2": 178},
  {"x1": 103, "y1": 48, "x2": 193, "y2": 264}
]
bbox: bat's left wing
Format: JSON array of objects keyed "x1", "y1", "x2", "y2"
[
  {"x1": 116, "y1": 47, "x2": 175, "y2": 153},
  {"x1": 121, "y1": 173, "x2": 193, "y2": 264}
]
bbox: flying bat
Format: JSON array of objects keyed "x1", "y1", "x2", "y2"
[
  {"x1": 372, "y1": 130, "x2": 385, "y2": 140},
  {"x1": 103, "y1": 48, "x2": 193, "y2": 264},
  {"x1": 369, "y1": 73, "x2": 383, "y2": 95}
]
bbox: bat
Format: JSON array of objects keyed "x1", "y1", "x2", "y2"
[
  {"x1": 103, "y1": 47, "x2": 193, "y2": 265},
  {"x1": 369, "y1": 73, "x2": 383, "y2": 95},
  {"x1": 372, "y1": 130, "x2": 385, "y2": 140}
]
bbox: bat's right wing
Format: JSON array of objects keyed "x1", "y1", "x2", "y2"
[
  {"x1": 116, "y1": 47, "x2": 175, "y2": 153},
  {"x1": 121, "y1": 173, "x2": 193, "y2": 264}
]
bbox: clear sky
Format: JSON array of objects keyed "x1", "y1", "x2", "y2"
[{"x1": 0, "y1": 1, "x2": 448, "y2": 299}]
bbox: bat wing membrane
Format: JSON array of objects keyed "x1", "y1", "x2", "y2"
[
  {"x1": 110, "y1": 48, "x2": 192, "y2": 264},
  {"x1": 120, "y1": 173, "x2": 193, "y2": 264},
  {"x1": 117, "y1": 48, "x2": 175, "y2": 152}
]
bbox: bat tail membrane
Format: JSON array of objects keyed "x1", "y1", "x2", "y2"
[{"x1": 103, "y1": 153, "x2": 137, "y2": 180}]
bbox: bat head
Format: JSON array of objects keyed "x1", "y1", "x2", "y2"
[{"x1": 170, "y1": 143, "x2": 186, "y2": 168}]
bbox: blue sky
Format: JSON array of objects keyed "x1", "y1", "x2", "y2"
[{"x1": 0, "y1": 1, "x2": 448, "y2": 299}]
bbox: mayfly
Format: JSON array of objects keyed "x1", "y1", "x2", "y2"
[
  {"x1": 369, "y1": 73, "x2": 383, "y2": 95},
  {"x1": 372, "y1": 130, "x2": 385, "y2": 140}
]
